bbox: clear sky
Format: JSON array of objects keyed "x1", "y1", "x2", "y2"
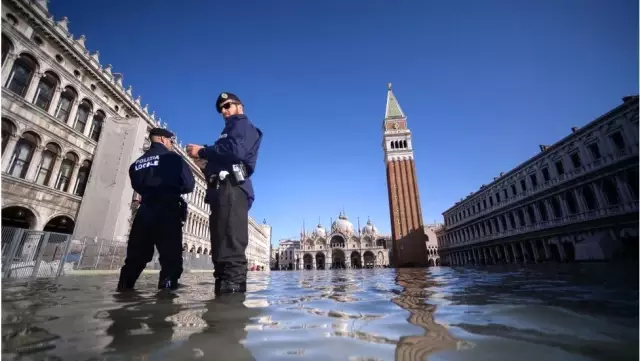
[{"x1": 49, "y1": 0, "x2": 638, "y2": 245}]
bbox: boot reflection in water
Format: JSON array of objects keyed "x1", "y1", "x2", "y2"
[
  {"x1": 167, "y1": 294, "x2": 260, "y2": 361},
  {"x1": 103, "y1": 292, "x2": 182, "y2": 357}
]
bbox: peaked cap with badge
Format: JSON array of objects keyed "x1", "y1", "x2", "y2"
[
  {"x1": 149, "y1": 127, "x2": 174, "y2": 138},
  {"x1": 216, "y1": 92, "x2": 242, "y2": 113}
]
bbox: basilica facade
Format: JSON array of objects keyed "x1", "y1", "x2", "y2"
[{"x1": 293, "y1": 213, "x2": 391, "y2": 270}]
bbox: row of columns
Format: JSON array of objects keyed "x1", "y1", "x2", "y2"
[
  {"x1": 2, "y1": 135, "x2": 82, "y2": 195},
  {"x1": 447, "y1": 133, "x2": 630, "y2": 225},
  {"x1": 442, "y1": 174, "x2": 633, "y2": 247},
  {"x1": 444, "y1": 238, "x2": 568, "y2": 266}
]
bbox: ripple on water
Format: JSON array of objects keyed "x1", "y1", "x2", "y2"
[{"x1": 1, "y1": 264, "x2": 638, "y2": 361}]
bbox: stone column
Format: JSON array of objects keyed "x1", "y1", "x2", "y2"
[
  {"x1": 557, "y1": 195, "x2": 571, "y2": 217},
  {"x1": 502, "y1": 244, "x2": 510, "y2": 263},
  {"x1": 68, "y1": 162, "x2": 80, "y2": 194},
  {"x1": 529, "y1": 240, "x2": 540, "y2": 262},
  {"x1": 519, "y1": 242, "x2": 528, "y2": 263},
  {"x1": 84, "y1": 113, "x2": 95, "y2": 137},
  {"x1": 47, "y1": 155, "x2": 63, "y2": 188},
  {"x1": 24, "y1": 72, "x2": 42, "y2": 103},
  {"x1": 1, "y1": 53, "x2": 17, "y2": 86},
  {"x1": 1, "y1": 134, "x2": 19, "y2": 172},
  {"x1": 48, "y1": 87, "x2": 63, "y2": 117},
  {"x1": 510, "y1": 243, "x2": 519, "y2": 263},
  {"x1": 542, "y1": 240, "x2": 551, "y2": 260},
  {"x1": 592, "y1": 181, "x2": 609, "y2": 209},
  {"x1": 66, "y1": 99, "x2": 80, "y2": 128},
  {"x1": 614, "y1": 174, "x2": 634, "y2": 204},
  {"x1": 572, "y1": 188, "x2": 588, "y2": 214},
  {"x1": 25, "y1": 145, "x2": 44, "y2": 181}
]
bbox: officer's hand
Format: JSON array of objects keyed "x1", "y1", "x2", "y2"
[{"x1": 186, "y1": 144, "x2": 203, "y2": 158}]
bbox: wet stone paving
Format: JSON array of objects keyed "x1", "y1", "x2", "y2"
[{"x1": 1, "y1": 263, "x2": 638, "y2": 361}]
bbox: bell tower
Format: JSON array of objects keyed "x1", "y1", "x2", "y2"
[{"x1": 382, "y1": 83, "x2": 428, "y2": 267}]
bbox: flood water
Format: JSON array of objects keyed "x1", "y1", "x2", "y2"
[{"x1": 2, "y1": 263, "x2": 638, "y2": 361}]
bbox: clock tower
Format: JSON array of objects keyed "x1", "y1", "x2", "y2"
[{"x1": 382, "y1": 83, "x2": 428, "y2": 267}]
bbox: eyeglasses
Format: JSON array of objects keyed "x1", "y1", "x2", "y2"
[{"x1": 219, "y1": 101, "x2": 239, "y2": 112}]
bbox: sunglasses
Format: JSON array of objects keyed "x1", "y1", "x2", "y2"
[{"x1": 218, "y1": 101, "x2": 239, "y2": 112}]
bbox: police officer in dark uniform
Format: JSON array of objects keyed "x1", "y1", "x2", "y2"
[
  {"x1": 186, "y1": 92, "x2": 263, "y2": 295},
  {"x1": 117, "y1": 127, "x2": 195, "y2": 292}
]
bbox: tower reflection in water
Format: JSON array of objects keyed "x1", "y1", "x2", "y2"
[{"x1": 393, "y1": 268, "x2": 459, "y2": 361}]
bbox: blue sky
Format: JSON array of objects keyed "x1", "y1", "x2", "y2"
[{"x1": 49, "y1": 0, "x2": 638, "y2": 245}]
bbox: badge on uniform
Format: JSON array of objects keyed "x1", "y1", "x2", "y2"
[{"x1": 221, "y1": 93, "x2": 228, "y2": 99}]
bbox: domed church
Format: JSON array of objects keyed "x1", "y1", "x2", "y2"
[{"x1": 294, "y1": 211, "x2": 391, "y2": 270}]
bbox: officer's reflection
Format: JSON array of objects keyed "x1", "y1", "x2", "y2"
[
  {"x1": 102, "y1": 292, "x2": 182, "y2": 357},
  {"x1": 167, "y1": 294, "x2": 260, "y2": 361}
]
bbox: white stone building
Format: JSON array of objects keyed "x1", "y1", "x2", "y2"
[
  {"x1": 424, "y1": 223, "x2": 441, "y2": 266},
  {"x1": 1, "y1": 0, "x2": 269, "y2": 265},
  {"x1": 275, "y1": 238, "x2": 299, "y2": 270},
  {"x1": 293, "y1": 212, "x2": 391, "y2": 270},
  {"x1": 436, "y1": 96, "x2": 639, "y2": 265}
]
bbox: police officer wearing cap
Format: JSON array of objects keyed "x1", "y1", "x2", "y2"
[
  {"x1": 186, "y1": 92, "x2": 263, "y2": 295},
  {"x1": 117, "y1": 127, "x2": 195, "y2": 292}
]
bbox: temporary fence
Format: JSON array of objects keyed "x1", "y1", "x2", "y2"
[{"x1": 1, "y1": 226, "x2": 214, "y2": 280}]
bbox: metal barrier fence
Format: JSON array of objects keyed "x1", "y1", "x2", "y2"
[{"x1": 1, "y1": 227, "x2": 214, "y2": 280}]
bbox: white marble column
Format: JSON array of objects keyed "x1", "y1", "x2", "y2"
[
  {"x1": 68, "y1": 162, "x2": 81, "y2": 194},
  {"x1": 47, "y1": 155, "x2": 63, "y2": 188},
  {"x1": 614, "y1": 174, "x2": 634, "y2": 204},
  {"x1": 2, "y1": 134, "x2": 19, "y2": 172},
  {"x1": 66, "y1": 99, "x2": 80, "y2": 128},
  {"x1": 25, "y1": 72, "x2": 43, "y2": 103},
  {"x1": 48, "y1": 87, "x2": 63, "y2": 117},
  {"x1": 25, "y1": 145, "x2": 44, "y2": 181},
  {"x1": 1, "y1": 53, "x2": 17, "y2": 86}
]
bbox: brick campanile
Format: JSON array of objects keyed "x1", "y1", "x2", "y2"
[{"x1": 382, "y1": 83, "x2": 428, "y2": 267}]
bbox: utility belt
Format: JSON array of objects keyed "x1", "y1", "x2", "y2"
[
  {"x1": 141, "y1": 195, "x2": 188, "y2": 222},
  {"x1": 207, "y1": 164, "x2": 247, "y2": 189}
]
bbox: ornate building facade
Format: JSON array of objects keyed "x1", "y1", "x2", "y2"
[
  {"x1": 436, "y1": 96, "x2": 639, "y2": 265},
  {"x1": 293, "y1": 212, "x2": 391, "y2": 270},
  {"x1": 1, "y1": 0, "x2": 269, "y2": 264},
  {"x1": 382, "y1": 84, "x2": 429, "y2": 267}
]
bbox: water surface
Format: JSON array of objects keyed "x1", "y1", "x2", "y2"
[{"x1": 2, "y1": 264, "x2": 638, "y2": 360}]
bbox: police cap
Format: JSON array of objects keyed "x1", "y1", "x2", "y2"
[
  {"x1": 216, "y1": 92, "x2": 242, "y2": 113},
  {"x1": 149, "y1": 127, "x2": 174, "y2": 138}
]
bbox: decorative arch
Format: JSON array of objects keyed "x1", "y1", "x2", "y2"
[
  {"x1": 43, "y1": 214, "x2": 75, "y2": 234},
  {"x1": 1, "y1": 205, "x2": 40, "y2": 229},
  {"x1": 2, "y1": 33, "x2": 15, "y2": 64}
]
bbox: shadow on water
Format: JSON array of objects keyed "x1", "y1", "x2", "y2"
[{"x1": 1, "y1": 263, "x2": 638, "y2": 360}]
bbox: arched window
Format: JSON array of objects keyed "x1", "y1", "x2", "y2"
[
  {"x1": 55, "y1": 152, "x2": 78, "y2": 192},
  {"x1": 5, "y1": 53, "x2": 37, "y2": 97},
  {"x1": 89, "y1": 110, "x2": 104, "y2": 142},
  {"x1": 35, "y1": 143, "x2": 60, "y2": 185},
  {"x1": 2, "y1": 34, "x2": 13, "y2": 65},
  {"x1": 74, "y1": 160, "x2": 91, "y2": 196},
  {"x1": 55, "y1": 86, "x2": 77, "y2": 122},
  {"x1": 8, "y1": 132, "x2": 39, "y2": 178},
  {"x1": 33, "y1": 71, "x2": 59, "y2": 111},
  {"x1": 74, "y1": 99, "x2": 92, "y2": 133},
  {"x1": 2, "y1": 118, "x2": 16, "y2": 153}
]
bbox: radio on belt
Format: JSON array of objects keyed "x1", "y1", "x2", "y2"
[{"x1": 232, "y1": 163, "x2": 247, "y2": 183}]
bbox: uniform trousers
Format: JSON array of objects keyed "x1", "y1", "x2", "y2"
[
  {"x1": 209, "y1": 179, "x2": 249, "y2": 285},
  {"x1": 118, "y1": 201, "x2": 184, "y2": 289}
]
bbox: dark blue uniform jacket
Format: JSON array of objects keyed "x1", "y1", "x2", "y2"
[
  {"x1": 129, "y1": 142, "x2": 195, "y2": 202},
  {"x1": 198, "y1": 114, "x2": 263, "y2": 209}
]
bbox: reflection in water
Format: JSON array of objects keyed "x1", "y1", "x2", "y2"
[
  {"x1": 102, "y1": 292, "x2": 182, "y2": 358},
  {"x1": 1, "y1": 264, "x2": 638, "y2": 360},
  {"x1": 393, "y1": 269, "x2": 460, "y2": 360}
]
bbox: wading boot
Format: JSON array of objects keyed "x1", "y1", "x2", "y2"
[{"x1": 216, "y1": 280, "x2": 247, "y2": 295}]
